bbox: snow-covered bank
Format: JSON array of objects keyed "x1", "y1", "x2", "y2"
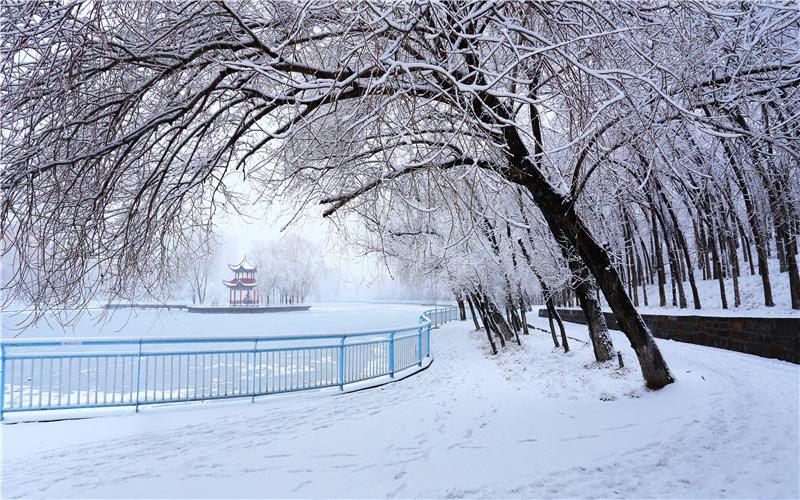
[
  {"x1": 3, "y1": 315, "x2": 797, "y2": 499},
  {"x1": 629, "y1": 257, "x2": 799, "y2": 318}
]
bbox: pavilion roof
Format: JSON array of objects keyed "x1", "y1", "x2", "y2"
[
  {"x1": 222, "y1": 277, "x2": 259, "y2": 288},
  {"x1": 228, "y1": 256, "x2": 257, "y2": 272}
]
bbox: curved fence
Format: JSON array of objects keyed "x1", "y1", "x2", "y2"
[{"x1": 0, "y1": 306, "x2": 461, "y2": 421}]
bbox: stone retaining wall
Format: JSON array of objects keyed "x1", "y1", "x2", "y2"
[{"x1": 538, "y1": 308, "x2": 799, "y2": 364}]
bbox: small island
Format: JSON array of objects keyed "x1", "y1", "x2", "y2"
[{"x1": 187, "y1": 258, "x2": 310, "y2": 314}]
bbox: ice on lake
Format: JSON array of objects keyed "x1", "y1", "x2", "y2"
[{"x1": 1, "y1": 302, "x2": 434, "y2": 340}]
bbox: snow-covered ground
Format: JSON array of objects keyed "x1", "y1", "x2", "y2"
[
  {"x1": 625, "y1": 257, "x2": 800, "y2": 318},
  {"x1": 3, "y1": 311, "x2": 798, "y2": 498}
]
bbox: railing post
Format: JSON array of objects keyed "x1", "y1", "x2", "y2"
[
  {"x1": 1, "y1": 345, "x2": 6, "y2": 422},
  {"x1": 427, "y1": 324, "x2": 431, "y2": 358},
  {"x1": 251, "y1": 340, "x2": 258, "y2": 403},
  {"x1": 338, "y1": 336, "x2": 345, "y2": 390},
  {"x1": 134, "y1": 340, "x2": 142, "y2": 413},
  {"x1": 418, "y1": 327, "x2": 423, "y2": 366},
  {"x1": 389, "y1": 332, "x2": 395, "y2": 378}
]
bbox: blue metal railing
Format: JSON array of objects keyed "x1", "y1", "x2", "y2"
[{"x1": 0, "y1": 305, "x2": 463, "y2": 421}]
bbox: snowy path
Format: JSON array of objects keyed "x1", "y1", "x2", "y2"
[{"x1": 3, "y1": 317, "x2": 798, "y2": 498}]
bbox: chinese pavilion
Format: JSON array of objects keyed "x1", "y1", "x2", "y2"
[{"x1": 222, "y1": 257, "x2": 259, "y2": 306}]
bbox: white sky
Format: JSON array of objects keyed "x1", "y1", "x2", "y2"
[{"x1": 217, "y1": 199, "x2": 406, "y2": 302}]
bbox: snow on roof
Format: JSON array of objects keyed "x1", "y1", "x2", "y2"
[
  {"x1": 222, "y1": 277, "x2": 259, "y2": 288},
  {"x1": 228, "y1": 256, "x2": 258, "y2": 272}
]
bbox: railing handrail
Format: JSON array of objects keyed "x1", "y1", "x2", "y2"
[
  {"x1": 0, "y1": 321, "x2": 429, "y2": 348},
  {"x1": 0, "y1": 305, "x2": 462, "y2": 421}
]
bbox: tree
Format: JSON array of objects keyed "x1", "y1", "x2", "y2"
[
  {"x1": 182, "y1": 237, "x2": 221, "y2": 305},
  {"x1": 4, "y1": 1, "x2": 797, "y2": 386},
  {"x1": 248, "y1": 235, "x2": 325, "y2": 305}
]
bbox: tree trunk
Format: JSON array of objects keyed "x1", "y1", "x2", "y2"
[
  {"x1": 658, "y1": 181, "x2": 700, "y2": 309},
  {"x1": 709, "y1": 209, "x2": 729, "y2": 309},
  {"x1": 513, "y1": 91, "x2": 670, "y2": 388},
  {"x1": 471, "y1": 293, "x2": 498, "y2": 354},
  {"x1": 486, "y1": 299, "x2": 513, "y2": 345},
  {"x1": 639, "y1": 234, "x2": 653, "y2": 286},
  {"x1": 534, "y1": 272, "x2": 562, "y2": 349},
  {"x1": 637, "y1": 252, "x2": 648, "y2": 307},
  {"x1": 727, "y1": 223, "x2": 742, "y2": 307},
  {"x1": 737, "y1": 216, "x2": 756, "y2": 276},
  {"x1": 575, "y1": 275, "x2": 615, "y2": 362},
  {"x1": 554, "y1": 302, "x2": 570, "y2": 353},
  {"x1": 712, "y1": 107, "x2": 773, "y2": 306},
  {"x1": 545, "y1": 301, "x2": 560, "y2": 348},
  {"x1": 651, "y1": 206, "x2": 667, "y2": 306},
  {"x1": 457, "y1": 295, "x2": 467, "y2": 321},
  {"x1": 762, "y1": 102, "x2": 800, "y2": 308},
  {"x1": 542, "y1": 286, "x2": 569, "y2": 353},
  {"x1": 474, "y1": 293, "x2": 507, "y2": 349},
  {"x1": 663, "y1": 225, "x2": 687, "y2": 308},
  {"x1": 465, "y1": 294, "x2": 482, "y2": 331},
  {"x1": 697, "y1": 215, "x2": 708, "y2": 281},
  {"x1": 786, "y1": 234, "x2": 800, "y2": 309},
  {"x1": 518, "y1": 291, "x2": 530, "y2": 336},
  {"x1": 622, "y1": 206, "x2": 639, "y2": 307},
  {"x1": 513, "y1": 173, "x2": 672, "y2": 386},
  {"x1": 549, "y1": 226, "x2": 615, "y2": 362},
  {"x1": 506, "y1": 298, "x2": 523, "y2": 345}
]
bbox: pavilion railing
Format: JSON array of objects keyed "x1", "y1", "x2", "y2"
[{"x1": 0, "y1": 305, "x2": 462, "y2": 421}]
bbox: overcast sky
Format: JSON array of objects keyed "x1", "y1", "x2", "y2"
[{"x1": 217, "y1": 199, "x2": 414, "y2": 302}]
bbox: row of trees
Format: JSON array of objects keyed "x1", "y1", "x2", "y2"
[
  {"x1": 248, "y1": 236, "x2": 326, "y2": 305},
  {"x1": 176, "y1": 235, "x2": 325, "y2": 306},
  {"x1": 2, "y1": 1, "x2": 798, "y2": 388}
]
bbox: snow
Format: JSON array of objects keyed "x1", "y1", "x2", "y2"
[
  {"x1": 1, "y1": 302, "x2": 433, "y2": 340},
  {"x1": 3, "y1": 309, "x2": 798, "y2": 498},
  {"x1": 625, "y1": 258, "x2": 800, "y2": 318}
]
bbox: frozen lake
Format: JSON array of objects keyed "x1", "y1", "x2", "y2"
[{"x1": 1, "y1": 302, "x2": 434, "y2": 340}]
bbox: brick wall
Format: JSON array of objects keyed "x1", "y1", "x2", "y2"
[{"x1": 538, "y1": 308, "x2": 800, "y2": 364}]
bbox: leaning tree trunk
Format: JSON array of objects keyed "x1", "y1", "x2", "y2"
[
  {"x1": 637, "y1": 252, "x2": 648, "y2": 307},
  {"x1": 547, "y1": 294, "x2": 570, "y2": 353},
  {"x1": 572, "y1": 268, "x2": 615, "y2": 362},
  {"x1": 465, "y1": 294, "x2": 482, "y2": 331},
  {"x1": 533, "y1": 188, "x2": 673, "y2": 387},
  {"x1": 545, "y1": 303, "x2": 560, "y2": 348},
  {"x1": 518, "y1": 289, "x2": 530, "y2": 336},
  {"x1": 506, "y1": 143, "x2": 673, "y2": 388},
  {"x1": 471, "y1": 293, "x2": 498, "y2": 354},
  {"x1": 549, "y1": 224, "x2": 615, "y2": 362},
  {"x1": 482, "y1": 75, "x2": 672, "y2": 387},
  {"x1": 655, "y1": 207, "x2": 687, "y2": 309},
  {"x1": 532, "y1": 270, "x2": 569, "y2": 352},
  {"x1": 486, "y1": 298, "x2": 514, "y2": 345},
  {"x1": 456, "y1": 295, "x2": 467, "y2": 321}
]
